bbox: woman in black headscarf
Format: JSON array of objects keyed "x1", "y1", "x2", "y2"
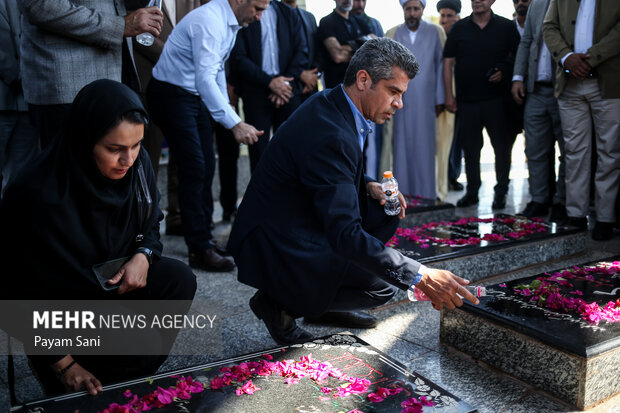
[{"x1": 0, "y1": 80, "x2": 196, "y2": 396}]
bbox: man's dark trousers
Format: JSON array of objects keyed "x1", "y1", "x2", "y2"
[
  {"x1": 457, "y1": 97, "x2": 515, "y2": 196},
  {"x1": 244, "y1": 93, "x2": 301, "y2": 172},
  {"x1": 146, "y1": 78, "x2": 215, "y2": 250},
  {"x1": 324, "y1": 199, "x2": 399, "y2": 313}
]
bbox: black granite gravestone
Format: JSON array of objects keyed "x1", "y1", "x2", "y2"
[
  {"x1": 13, "y1": 334, "x2": 475, "y2": 413},
  {"x1": 386, "y1": 213, "x2": 586, "y2": 286},
  {"x1": 400, "y1": 195, "x2": 455, "y2": 227},
  {"x1": 392, "y1": 214, "x2": 582, "y2": 264},
  {"x1": 441, "y1": 258, "x2": 620, "y2": 409}
]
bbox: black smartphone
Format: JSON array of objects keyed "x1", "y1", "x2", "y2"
[{"x1": 92, "y1": 256, "x2": 130, "y2": 291}]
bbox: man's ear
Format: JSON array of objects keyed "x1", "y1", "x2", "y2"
[{"x1": 355, "y1": 69, "x2": 371, "y2": 91}]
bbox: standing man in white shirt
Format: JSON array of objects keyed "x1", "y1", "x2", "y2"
[
  {"x1": 146, "y1": 0, "x2": 268, "y2": 271},
  {"x1": 512, "y1": 0, "x2": 565, "y2": 222},
  {"x1": 543, "y1": 0, "x2": 620, "y2": 240}
]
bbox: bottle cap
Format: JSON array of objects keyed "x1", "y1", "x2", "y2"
[{"x1": 383, "y1": 171, "x2": 393, "y2": 179}]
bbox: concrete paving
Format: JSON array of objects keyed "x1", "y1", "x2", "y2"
[{"x1": 2, "y1": 135, "x2": 620, "y2": 412}]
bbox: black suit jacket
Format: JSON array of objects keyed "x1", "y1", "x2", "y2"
[
  {"x1": 229, "y1": 0, "x2": 308, "y2": 97},
  {"x1": 298, "y1": 7, "x2": 320, "y2": 70},
  {"x1": 227, "y1": 87, "x2": 421, "y2": 317}
]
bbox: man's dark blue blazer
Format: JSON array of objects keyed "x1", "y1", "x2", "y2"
[
  {"x1": 229, "y1": 0, "x2": 308, "y2": 97},
  {"x1": 228, "y1": 86, "x2": 421, "y2": 317}
]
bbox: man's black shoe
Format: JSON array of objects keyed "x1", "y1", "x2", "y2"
[
  {"x1": 549, "y1": 203, "x2": 567, "y2": 222},
  {"x1": 566, "y1": 216, "x2": 588, "y2": 230},
  {"x1": 250, "y1": 291, "x2": 314, "y2": 345},
  {"x1": 210, "y1": 240, "x2": 232, "y2": 257},
  {"x1": 305, "y1": 311, "x2": 378, "y2": 329},
  {"x1": 518, "y1": 201, "x2": 549, "y2": 218},
  {"x1": 188, "y1": 247, "x2": 235, "y2": 272},
  {"x1": 448, "y1": 179, "x2": 464, "y2": 191},
  {"x1": 592, "y1": 221, "x2": 614, "y2": 241},
  {"x1": 457, "y1": 192, "x2": 478, "y2": 207},
  {"x1": 492, "y1": 193, "x2": 506, "y2": 209}
]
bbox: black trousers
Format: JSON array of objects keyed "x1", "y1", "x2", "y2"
[
  {"x1": 214, "y1": 122, "x2": 240, "y2": 215},
  {"x1": 325, "y1": 198, "x2": 400, "y2": 313},
  {"x1": 29, "y1": 257, "x2": 197, "y2": 396},
  {"x1": 457, "y1": 97, "x2": 516, "y2": 195},
  {"x1": 242, "y1": 91, "x2": 301, "y2": 172}
]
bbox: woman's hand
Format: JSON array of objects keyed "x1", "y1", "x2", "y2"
[
  {"x1": 107, "y1": 253, "x2": 149, "y2": 294},
  {"x1": 52, "y1": 356, "x2": 103, "y2": 396}
]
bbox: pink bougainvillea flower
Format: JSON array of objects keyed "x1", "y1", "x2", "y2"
[
  {"x1": 122, "y1": 389, "x2": 133, "y2": 398},
  {"x1": 499, "y1": 283, "x2": 507, "y2": 288},
  {"x1": 235, "y1": 379, "x2": 260, "y2": 396},
  {"x1": 262, "y1": 354, "x2": 273, "y2": 360}
]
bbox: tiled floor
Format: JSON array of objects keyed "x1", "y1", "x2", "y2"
[{"x1": 2, "y1": 133, "x2": 620, "y2": 412}]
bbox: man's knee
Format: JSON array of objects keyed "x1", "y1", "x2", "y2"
[{"x1": 365, "y1": 284, "x2": 398, "y2": 307}]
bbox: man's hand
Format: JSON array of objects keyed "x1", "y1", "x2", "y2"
[
  {"x1": 53, "y1": 356, "x2": 103, "y2": 396},
  {"x1": 232, "y1": 121, "x2": 263, "y2": 145},
  {"x1": 511, "y1": 81, "x2": 525, "y2": 105},
  {"x1": 269, "y1": 93, "x2": 286, "y2": 108},
  {"x1": 367, "y1": 181, "x2": 407, "y2": 219},
  {"x1": 488, "y1": 68, "x2": 503, "y2": 84},
  {"x1": 124, "y1": 7, "x2": 163, "y2": 38},
  {"x1": 415, "y1": 268, "x2": 479, "y2": 310},
  {"x1": 435, "y1": 104, "x2": 445, "y2": 117},
  {"x1": 107, "y1": 253, "x2": 149, "y2": 295},
  {"x1": 269, "y1": 76, "x2": 293, "y2": 102},
  {"x1": 445, "y1": 95, "x2": 457, "y2": 113},
  {"x1": 300, "y1": 68, "x2": 318, "y2": 94},
  {"x1": 564, "y1": 53, "x2": 592, "y2": 80}
]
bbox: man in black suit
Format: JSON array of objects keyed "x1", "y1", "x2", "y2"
[
  {"x1": 230, "y1": 0, "x2": 308, "y2": 172},
  {"x1": 228, "y1": 38, "x2": 479, "y2": 345},
  {"x1": 282, "y1": 0, "x2": 321, "y2": 99}
]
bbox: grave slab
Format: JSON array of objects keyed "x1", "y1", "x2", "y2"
[
  {"x1": 440, "y1": 258, "x2": 620, "y2": 409},
  {"x1": 11, "y1": 334, "x2": 475, "y2": 413},
  {"x1": 392, "y1": 214, "x2": 586, "y2": 283},
  {"x1": 400, "y1": 195, "x2": 455, "y2": 227}
]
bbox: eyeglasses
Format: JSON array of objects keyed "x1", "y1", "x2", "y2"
[{"x1": 513, "y1": 0, "x2": 528, "y2": 3}]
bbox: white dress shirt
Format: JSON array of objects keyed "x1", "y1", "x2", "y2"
[
  {"x1": 163, "y1": 0, "x2": 176, "y2": 26},
  {"x1": 535, "y1": 41, "x2": 553, "y2": 82},
  {"x1": 561, "y1": 0, "x2": 596, "y2": 66},
  {"x1": 152, "y1": 0, "x2": 242, "y2": 129},
  {"x1": 261, "y1": 3, "x2": 279, "y2": 76}
]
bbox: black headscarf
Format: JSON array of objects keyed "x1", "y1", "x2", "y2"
[{"x1": 0, "y1": 80, "x2": 162, "y2": 299}]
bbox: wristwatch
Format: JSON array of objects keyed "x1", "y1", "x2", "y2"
[{"x1": 135, "y1": 247, "x2": 153, "y2": 264}]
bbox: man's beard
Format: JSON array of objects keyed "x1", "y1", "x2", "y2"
[
  {"x1": 406, "y1": 17, "x2": 420, "y2": 30},
  {"x1": 516, "y1": 6, "x2": 528, "y2": 16},
  {"x1": 337, "y1": 2, "x2": 353, "y2": 12},
  {"x1": 352, "y1": 6, "x2": 364, "y2": 15}
]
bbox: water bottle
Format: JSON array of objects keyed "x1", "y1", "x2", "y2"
[
  {"x1": 381, "y1": 171, "x2": 401, "y2": 216},
  {"x1": 407, "y1": 285, "x2": 487, "y2": 302},
  {"x1": 135, "y1": 0, "x2": 162, "y2": 46}
]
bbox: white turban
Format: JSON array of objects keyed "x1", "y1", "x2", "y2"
[{"x1": 400, "y1": 0, "x2": 426, "y2": 7}]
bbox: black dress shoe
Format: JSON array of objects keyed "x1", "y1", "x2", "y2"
[
  {"x1": 305, "y1": 311, "x2": 378, "y2": 329},
  {"x1": 457, "y1": 192, "x2": 479, "y2": 207},
  {"x1": 518, "y1": 201, "x2": 549, "y2": 218},
  {"x1": 210, "y1": 240, "x2": 232, "y2": 256},
  {"x1": 188, "y1": 247, "x2": 235, "y2": 272},
  {"x1": 592, "y1": 221, "x2": 614, "y2": 241},
  {"x1": 492, "y1": 193, "x2": 506, "y2": 209},
  {"x1": 448, "y1": 179, "x2": 464, "y2": 191},
  {"x1": 566, "y1": 216, "x2": 588, "y2": 230},
  {"x1": 549, "y1": 203, "x2": 567, "y2": 222},
  {"x1": 249, "y1": 291, "x2": 314, "y2": 345}
]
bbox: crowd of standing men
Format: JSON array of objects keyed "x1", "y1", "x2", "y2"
[{"x1": 1, "y1": 0, "x2": 619, "y2": 276}]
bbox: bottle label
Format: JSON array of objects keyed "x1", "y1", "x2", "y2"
[{"x1": 385, "y1": 190, "x2": 393, "y2": 196}]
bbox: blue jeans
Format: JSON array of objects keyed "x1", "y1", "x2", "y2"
[{"x1": 146, "y1": 79, "x2": 215, "y2": 251}]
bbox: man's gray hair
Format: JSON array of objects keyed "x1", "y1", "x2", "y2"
[{"x1": 343, "y1": 38, "x2": 419, "y2": 86}]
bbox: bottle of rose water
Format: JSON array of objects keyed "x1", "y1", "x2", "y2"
[{"x1": 407, "y1": 285, "x2": 487, "y2": 302}]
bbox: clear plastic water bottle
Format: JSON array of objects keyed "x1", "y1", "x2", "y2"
[
  {"x1": 135, "y1": 0, "x2": 162, "y2": 46},
  {"x1": 407, "y1": 285, "x2": 487, "y2": 301},
  {"x1": 381, "y1": 171, "x2": 401, "y2": 216}
]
